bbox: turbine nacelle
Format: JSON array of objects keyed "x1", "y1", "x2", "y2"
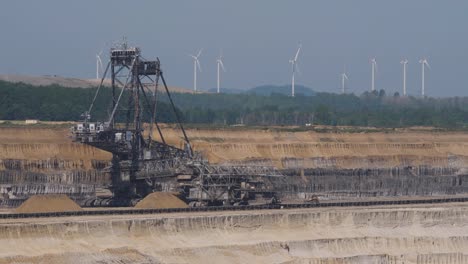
[
  {"x1": 189, "y1": 48, "x2": 203, "y2": 72},
  {"x1": 419, "y1": 58, "x2": 430, "y2": 69}
]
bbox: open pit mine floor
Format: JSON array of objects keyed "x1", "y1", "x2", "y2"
[{"x1": 2, "y1": 203, "x2": 468, "y2": 264}]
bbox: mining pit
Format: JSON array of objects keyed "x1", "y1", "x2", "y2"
[{"x1": 2, "y1": 125, "x2": 468, "y2": 263}]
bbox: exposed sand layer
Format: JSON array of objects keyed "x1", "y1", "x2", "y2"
[
  {"x1": 0, "y1": 74, "x2": 196, "y2": 93},
  {"x1": 3, "y1": 126, "x2": 468, "y2": 169},
  {"x1": 15, "y1": 194, "x2": 82, "y2": 213},
  {"x1": 156, "y1": 126, "x2": 468, "y2": 169},
  {"x1": 134, "y1": 192, "x2": 188, "y2": 209},
  {"x1": 1, "y1": 203, "x2": 468, "y2": 263}
]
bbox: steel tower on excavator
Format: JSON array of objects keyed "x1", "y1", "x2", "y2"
[{"x1": 72, "y1": 40, "x2": 193, "y2": 200}]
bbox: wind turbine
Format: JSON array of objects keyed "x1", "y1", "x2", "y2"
[
  {"x1": 189, "y1": 49, "x2": 203, "y2": 91},
  {"x1": 289, "y1": 43, "x2": 302, "y2": 97},
  {"x1": 341, "y1": 71, "x2": 349, "y2": 94},
  {"x1": 96, "y1": 51, "x2": 103, "y2": 80},
  {"x1": 419, "y1": 58, "x2": 430, "y2": 97},
  {"x1": 370, "y1": 58, "x2": 377, "y2": 91},
  {"x1": 400, "y1": 59, "x2": 408, "y2": 96},
  {"x1": 216, "y1": 50, "x2": 226, "y2": 93}
]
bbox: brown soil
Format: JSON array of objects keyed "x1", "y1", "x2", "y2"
[
  {"x1": 15, "y1": 194, "x2": 82, "y2": 213},
  {"x1": 134, "y1": 192, "x2": 188, "y2": 209}
]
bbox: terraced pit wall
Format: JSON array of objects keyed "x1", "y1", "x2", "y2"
[
  {"x1": 163, "y1": 126, "x2": 468, "y2": 200},
  {"x1": 277, "y1": 166, "x2": 468, "y2": 200},
  {"x1": 0, "y1": 127, "x2": 110, "y2": 205},
  {"x1": 159, "y1": 127, "x2": 468, "y2": 169},
  {"x1": 2, "y1": 125, "x2": 468, "y2": 204},
  {"x1": 2, "y1": 204, "x2": 468, "y2": 263}
]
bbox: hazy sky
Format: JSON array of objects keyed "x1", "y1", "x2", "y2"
[{"x1": 1, "y1": 1, "x2": 468, "y2": 96}]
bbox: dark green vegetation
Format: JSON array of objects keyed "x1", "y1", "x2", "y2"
[
  {"x1": 206, "y1": 84, "x2": 315, "y2": 96},
  {"x1": 1, "y1": 80, "x2": 468, "y2": 128},
  {"x1": 0, "y1": 81, "x2": 179, "y2": 123}
]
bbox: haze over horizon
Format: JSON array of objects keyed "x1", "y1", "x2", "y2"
[{"x1": 1, "y1": 1, "x2": 467, "y2": 97}]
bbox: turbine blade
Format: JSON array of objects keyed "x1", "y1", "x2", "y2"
[
  {"x1": 294, "y1": 44, "x2": 302, "y2": 61},
  {"x1": 294, "y1": 49, "x2": 300, "y2": 61},
  {"x1": 219, "y1": 60, "x2": 226, "y2": 72},
  {"x1": 196, "y1": 48, "x2": 203, "y2": 58},
  {"x1": 425, "y1": 61, "x2": 431, "y2": 70},
  {"x1": 98, "y1": 57, "x2": 104, "y2": 70},
  {"x1": 196, "y1": 59, "x2": 202, "y2": 72},
  {"x1": 295, "y1": 62, "x2": 302, "y2": 75}
]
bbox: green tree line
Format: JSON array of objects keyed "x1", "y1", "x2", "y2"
[{"x1": 1, "y1": 81, "x2": 468, "y2": 128}]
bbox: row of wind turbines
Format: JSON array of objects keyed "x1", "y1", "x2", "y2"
[
  {"x1": 290, "y1": 44, "x2": 432, "y2": 97},
  {"x1": 95, "y1": 46, "x2": 431, "y2": 97},
  {"x1": 95, "y1": 48, "x2": 226, "y2": 94},
  {"x1": 189, "y1": 49, "x2": 226, "y2": 93},
  {"x1": 362, "y1": 56, "x2": 430, "y2": 97}
]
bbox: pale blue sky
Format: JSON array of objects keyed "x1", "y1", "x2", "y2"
[{"x1": 1, "y1": 1, "x2": 467, "y2": 96}]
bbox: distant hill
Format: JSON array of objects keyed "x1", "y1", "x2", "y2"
[
  {"x1": 247, "y1": 85, "x2": 315, "y2": 96},
  {"x1": 206, "y1": 85, "x2": 315, "y2": 96}
]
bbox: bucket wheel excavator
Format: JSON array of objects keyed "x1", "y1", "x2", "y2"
[{"x1": 71, "y1": 41, "x2": 283, "y2": 207}]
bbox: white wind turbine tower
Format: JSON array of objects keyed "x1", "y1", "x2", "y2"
[
  {"x1": 96, "y1": 51, "x2": 103, "y2": 80},
  {"x1": 419, "y1": 58, "x2": 430, "y2": 97},
  {"x1": 400, "y1": 59, "x2": 408, "y2": 96},
  {"x1": 289, "y1": 43, "x2": 302, "y2": 97},
  {"x1": 370, "y1": 58, "x2": 377, "y2": 91},
  {"x1": 216, "y1": 50, "x2": 226, "y2": 93},
  {"x1": 189, "y1": 49, "x2": 203, "y2": 91},
  {"x1": 341, "y1": 71, "x2": 349, "y2": 94}
]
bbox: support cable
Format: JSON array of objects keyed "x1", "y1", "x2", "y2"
[
  {"x1": 139, "y1": 81, "x2": 166, "y2": 144},
  {"x1": 159, "y1": 70, "x2": 193, "y2": 157},
  {"x1": 86, "y1": 61, "x2": 111, "y2": 121}
]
